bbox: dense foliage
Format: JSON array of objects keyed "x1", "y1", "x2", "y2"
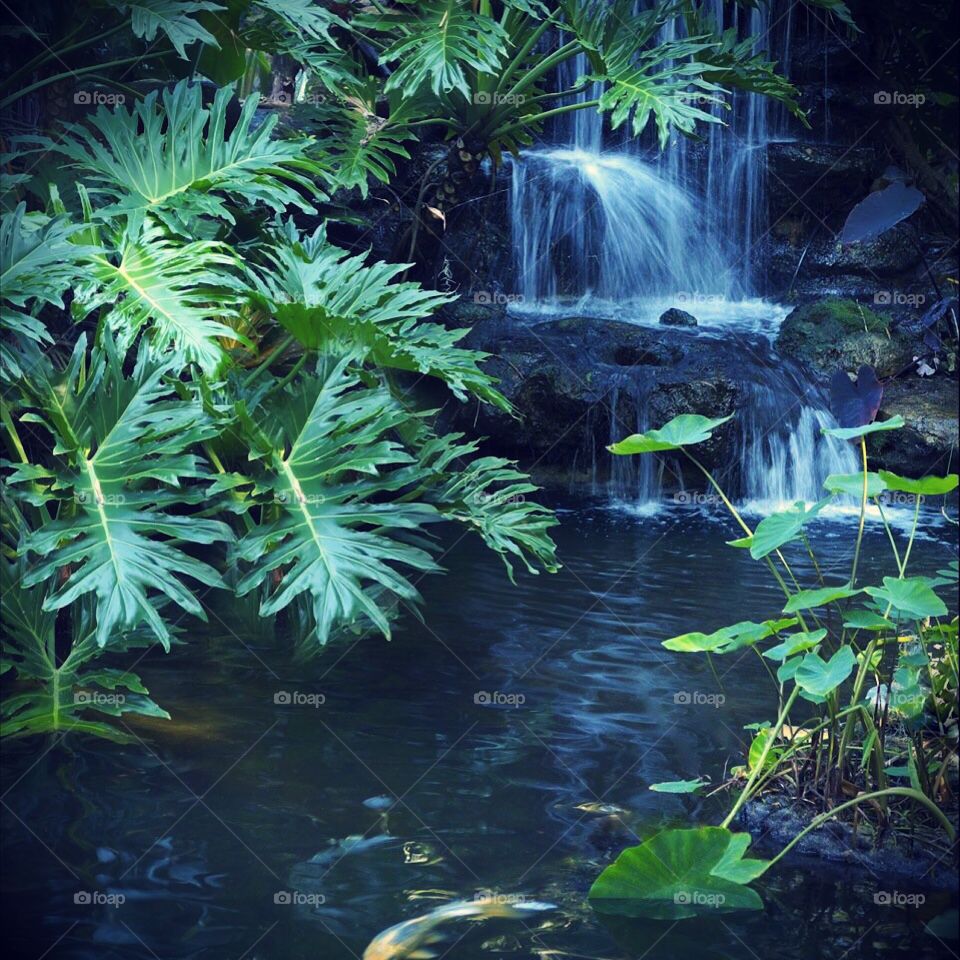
[
  {"x1": 591, "y1": 408, "x2": 958, "y2": 918},
  {"x1": 1, "y1": 0, "x2": 854, "y2": 741}
]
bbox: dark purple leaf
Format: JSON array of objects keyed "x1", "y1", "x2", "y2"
[
  {"x1": 830, "y1": 365, "x2": 884, "y2": 429},
  {"x1": 840, "y1": 182, "x2": 924, "y2": 245}
]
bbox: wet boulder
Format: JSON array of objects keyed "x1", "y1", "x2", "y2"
[
  {"x1": 658, "y1": 307, "x2": 698, "y2": 327},
  {"x1": 869, "y1": 376, "x2": 960, "y2": 475},
  {"x1": 776, "y1": 297, "x2": 914, "y2": 379}
]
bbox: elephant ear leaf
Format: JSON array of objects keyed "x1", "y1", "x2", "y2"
[
  {"x1": 840, "y1": 181, "x2": 924, "y2": 245},
  {"x1": 588, "y1": 826, "x2": 767, "y2": 919},
  {"x1": 9, "y1": 338, "x2": 232, "y2": 650},
  {"x1": 829, "y1": 365, "x2": 883, "y2": 430},
  {"x1": 609, "y1": 414, "x2": 732, "y2": 455}
]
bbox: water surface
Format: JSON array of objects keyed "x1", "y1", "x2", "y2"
[{"x1": 2, "y1": 498, "x2": 956, "y2": 959}]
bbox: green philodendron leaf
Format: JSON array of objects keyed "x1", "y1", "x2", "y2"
[
  {"x1": 749, "y1": 499, "x2": 831, "y2": 559},
  {"x1": 762, "y1": 629, "x2": 827, "y2": 662},
  {"x1": 822, "y1": 415, "x2": 905, "y2": 441},
  {"x1": 823, "y1": 472, "x2": 887, "y2": 497},
  {"x1": 877, "y1": 470, "x2": 959, "y2": 496},
  {"x1": 609, "y1": 414, "x2": 733, "y2": 455},
  {"x1": 843, "y1": 609, "x2": 893, "y2": 631},
  {"x1": 864, "y1": 577, "x2": 948, "y2": 620},
  {"x1": 588, "y1": 827, "x2": 767, "y2": 919},
  {"x1": 783, "y1": 585, "x2": 861, "y2": 612},
  {"x1": 649, "y1": 777, "x2": 709, "y2": 794},
  {"x1": 794, "y1": 646, "x2": 856, "y2": 698},
  {"x1": 663, "y1": 618, "x2": 797, "y2": 654}
]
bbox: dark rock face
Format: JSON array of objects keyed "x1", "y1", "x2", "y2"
[
  {"x1": 776, "y1": 298, "x2": 914, "y2": 379},
  {"x1": 871, "y1": 377, "x2": 960, "y2": 476},
  {"x1": 659, "y1": 307, "x2": 698, "y2": 327},
  {"x1": 740, "y1": 796, "x2": 958, "y2": 891},
  {"x1": 442, "y1": 305, "x2": 771, "y2": 483}
]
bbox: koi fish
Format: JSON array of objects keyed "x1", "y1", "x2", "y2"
[{"x1": 363, "y1": 897, "x2": 555, "y2": 960}]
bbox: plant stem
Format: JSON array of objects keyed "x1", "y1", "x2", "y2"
[
  {"x1": 722, "y1": 686, "x2": 801, "y2": 828},
  {"x1": 848, "y1": 437, "x2": 868, "y2": 587}
]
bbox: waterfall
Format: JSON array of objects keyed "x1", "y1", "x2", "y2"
[
  {"x1": 603, "y1": 370, "x2": 859, "y2": 512},
  {"x1": 510, "y1": 149, "x2": 732, "y2": 304},
  {"x1": 507, "y1": 2, "x2": 854, "y2": 508},
  {"x1": 510, "y1": 1, "x2": 807, "y2": 307}
]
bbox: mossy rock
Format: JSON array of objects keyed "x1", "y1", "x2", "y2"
[{"x1": 776, "y1": 297, "x2": 913, "y2": 379}]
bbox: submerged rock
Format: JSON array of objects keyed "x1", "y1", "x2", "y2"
[
  {"x1": 659, "y1": 307, "x2": 698, "y2": 327},
  {"x1": 776, "y1": 297, "x2": 914, "y2": 379},
  {"x1": 740, "y1": 796, "x2": 959, "y2": 891}
]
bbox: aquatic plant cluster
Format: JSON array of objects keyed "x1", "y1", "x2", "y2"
[
  {"x1": 0, "y1": 0, "x2": 956, "y2": 956},
  {"x1": 591, "y1": 407, "x2": 957, "y2": 918}
]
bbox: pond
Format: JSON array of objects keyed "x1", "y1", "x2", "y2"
[{"x1": 3, "y1": 498, "x2": 956, "y2": 959}]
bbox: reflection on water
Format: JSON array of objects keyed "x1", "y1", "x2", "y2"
[{"x1": 2, "y1": 498, "x2": 957, "y2": 959}]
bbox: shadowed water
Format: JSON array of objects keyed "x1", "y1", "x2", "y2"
[{"x1": 2, "y1": 502, "x2": 956, "y2": 959}]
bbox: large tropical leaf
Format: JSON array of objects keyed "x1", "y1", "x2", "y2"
[
  {"x1": 358, "y1": 0, "x2": 510, "y2": 98},
  {"x1": 1, "y1": 558, "x2": 170, "y2": 741},
  {"x1": 412, "y1": 432, "x2": 560, "y2": 579},
  {"x1": 588, "y1": 826, "x2": 768, "y2": 918},
  {"x1": 232, "y1": 361, "x2": 441, "y2": 645},
  {"x1": 77, "y1": 219, "x2": 248, "y2": 374},
  {"x1": 0, "y1": 204, "x2": 94, "y2": 380},
  {"x1": 7, "y1": 339, "x2": 232, "y2": 649},
  {"x1": 44, "y1": 81, "x2": 327, "y2": 233},
  {"x1": 106, "y1": 0, "x2": 225, "y2": 58},
  {"x1": 252, "y1": 222, "x2": 508, "y2": 409}
]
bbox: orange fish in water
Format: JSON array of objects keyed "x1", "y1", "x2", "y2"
[{"x1": 362, "y1": 897, "x2": 555, "y2": 960}]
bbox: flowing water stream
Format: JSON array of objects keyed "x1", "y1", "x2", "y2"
[
  {"x1": 2, "y1": 507, "x2": 955, "y2": 959},
  {"x1": 509, "y1": 2, "x2": 854, "y2": 510}
]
